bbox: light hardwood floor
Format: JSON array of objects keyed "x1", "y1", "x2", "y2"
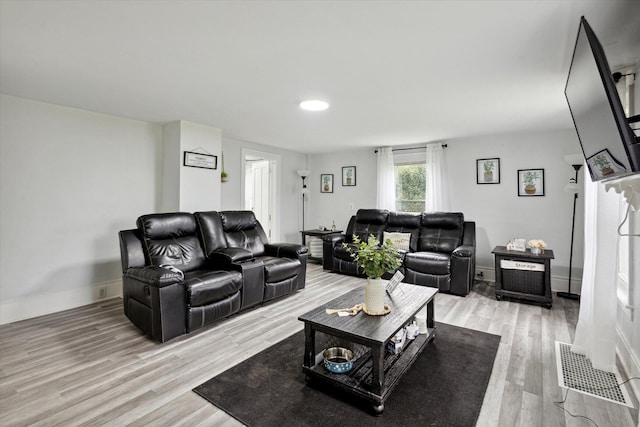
[{"x1": 1, "y1": 264, "x2": 637, "y2": 426}]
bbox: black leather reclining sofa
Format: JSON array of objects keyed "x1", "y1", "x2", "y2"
[
  {"x1": 323, "y1": 209, "x2": 476, "y2": 296},
  {"x1": 119, "y1": 210, "x2": 307, "y2": 342}
]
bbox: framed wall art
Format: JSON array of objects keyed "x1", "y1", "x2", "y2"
[
  {"x1": 342, "y1": 166, "x2": 356, "y2": 186},
  {"x1": 586, "y1": 148, "x2": 627, "y2": 181},
  {"x1": 183, "y1": 151, "x2": 217, "y2": 170},
  {"x1": 320, "y1": 174, "x2": 334, "y2": 193},
  {"x1": 518, "y1": 168, "x2": 545, "y2": 196},
  {"x1": 476, "y1": 158, "x2": 500, "y2": 184}
]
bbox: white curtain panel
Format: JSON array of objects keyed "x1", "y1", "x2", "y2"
[
  {"x1": 425, "y1": 143, "x2": 450, "y2": 212},
  {"x1": 376, "y1": 147, "x2": 396, "y2": 210},
  {"x1": 571, "y1": 170, "x2": 618, "y2": 372}
]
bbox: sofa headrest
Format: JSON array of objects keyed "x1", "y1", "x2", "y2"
[
  {"x1": 194, "y1": 211, "x2": 227, "y2": 255},
  {"x1": 421, "y1": 212, "x2": 464, "y2": 230},
  {"x1": 355, "y1": 209, "x2": 389, "y2": 225},
  {"x1": 137, "y1": 212, "x2": 196, "y2": 239},
  {"x1": 219, "y1": 211, "x2": 258, "y2": 232},
  {"x1": 388, "y1": 212, "x2": 421, "y2": 228}
]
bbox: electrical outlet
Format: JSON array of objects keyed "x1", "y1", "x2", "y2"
[
  {"x1": 98, "y1": 287, "x2": 106, "y2": 298},
  {"x1": 476, "y1": 271, "x2": 484, "y2": 278}
]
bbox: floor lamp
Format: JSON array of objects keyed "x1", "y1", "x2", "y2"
[
  {"x1": 297, "y1": 170, "x2": 310, "y2": 231},
  {"x1": 558, "y1": 156, "x2": 582, "y2": 300}
]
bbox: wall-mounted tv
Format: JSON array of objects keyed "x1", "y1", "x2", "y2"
[{"x1": 564, "y1": 16, "x2": 640, "y2": 182}]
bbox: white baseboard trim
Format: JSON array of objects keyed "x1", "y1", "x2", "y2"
[
  {"x1": 475, "y1": 266, "x2": 496, "y2": 283},
  {"x1": 475, "y1": 266, "x2": 582, "y2": 295},
  {"x1": 0, "y1": 279, "x2": 122, "y2": 325}
]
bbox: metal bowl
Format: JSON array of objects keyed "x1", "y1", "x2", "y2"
[{"x1": 323, "y1": 347, "x2": 354, "y2": 373}]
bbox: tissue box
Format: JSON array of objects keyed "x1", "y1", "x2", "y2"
[{"x1": 386, "y1": 328, "x2": 407, "y2": 354}]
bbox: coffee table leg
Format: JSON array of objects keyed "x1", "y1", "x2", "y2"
[
  {"x1": 427, "y1": 299, "x2": 435, "y2": 341},
  {"x1": 371, "y1": 344, "x2": 385, "y2": 414},
  {"x1": 303, "y1": 323, "x2": 316, "y2": 369},
  {"x1": 373, "y1": 402, "x2": 384, "y2": 415}
]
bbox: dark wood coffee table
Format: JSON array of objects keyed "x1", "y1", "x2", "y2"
[{"x1": 298, "y1": 282, "x2": 437, "y2": 414}]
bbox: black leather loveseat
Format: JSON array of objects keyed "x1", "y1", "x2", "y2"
[
  {"x1": 119, "y1": 210, "x2": 307, "y2": 342},
  {"x1": 322, "y1": 209, "x2": 476, "y2": 296}
]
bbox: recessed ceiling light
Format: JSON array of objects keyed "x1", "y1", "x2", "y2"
[{"x1": 300, "y1": 100, "x2": 329, "y2": 111}]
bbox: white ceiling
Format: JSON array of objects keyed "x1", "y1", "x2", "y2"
[{"x1": 1, "y1": 1, "x2": 639, "y2": 154}]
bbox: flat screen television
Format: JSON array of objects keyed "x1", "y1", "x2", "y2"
[{"x1": 564, "y1": 16, "x2": 640, "y2": 182}]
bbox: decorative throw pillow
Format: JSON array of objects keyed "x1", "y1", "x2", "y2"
[{"x1": 383, "y1": 232, "x2": 411, "y2": 252}]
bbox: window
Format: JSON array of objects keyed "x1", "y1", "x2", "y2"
[{"x1": 394, "y1": 151, "x2": 426, "y2": 212}]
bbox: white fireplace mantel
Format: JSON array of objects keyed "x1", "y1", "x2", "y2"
[{"x1": 604, "y1": 174, "x2": 640, "y2": 211}]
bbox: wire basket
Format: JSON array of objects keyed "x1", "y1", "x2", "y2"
[{"x1": 502, "y1": 269, "x2": 545, "y2": 295}]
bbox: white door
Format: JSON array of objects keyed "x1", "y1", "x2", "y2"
[
  {"x1": 242, "y1": 149, "x2": 280, "y2": 241},
  {"x1": 251, "y1": 160, "x2": 271, "y2": 237}
]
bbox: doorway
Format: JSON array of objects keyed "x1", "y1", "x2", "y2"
[{"x1": 242, "y1": 149, "x2": 280, "y2": 241}]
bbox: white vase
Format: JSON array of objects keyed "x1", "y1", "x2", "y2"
[
  {"x1": 530, "y1": 247, "x2": 541, "y2": 255},
  {"x1": 365, "y1": 278, "x2": 386, "y2": 314}
]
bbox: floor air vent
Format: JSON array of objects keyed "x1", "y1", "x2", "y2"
[{"x1": 555, "y1": 341, "x2": 634, "y2": 408}]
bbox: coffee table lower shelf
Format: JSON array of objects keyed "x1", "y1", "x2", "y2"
[{"x1": 302, "y1": 327, "x2": 435, "y2": 414}]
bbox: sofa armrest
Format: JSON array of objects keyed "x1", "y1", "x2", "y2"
[
  {"x1": 321, "y1": 234, "x2": 347, "y2": 270},
  {"x1": 264, "y1": 243, "x2": 308, "y2": 259},
  {"x1": 122, "y1": 272, "x2": 185, "y2": 342},
  {"x1": 323, "y1": 233, "x2": 346, "y2": 246},
  {"x1": 210, "y1": 248, "x2": 255, "y2": 266},
  {"x1": 450, "y1": 244, "x2": 476, "y2": 296},
  {"x1": 119, "y1": 229, "x2": 146, "y2": 271},
  {"x1": 462, "y1": 221, "x2": 476, "y2": 247},
  {"x1": 123, "y1": 266, "x2": 183, "y2": 288},
  {"x1": 452, "y1": 245, "x2": 474, "y2": 258},
  {"x1": 228, "y1": 258, "x2": 265, "y2": 310}
]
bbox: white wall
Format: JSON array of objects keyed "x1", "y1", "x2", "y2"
[
  {"x1": 308, "y1": 129, "x2": 585, "y2": 293},
  {"x1": 307, "y1": 148, "x2": 378, "y2": 231},
  {"x1": 0, "y1": 95, "x2": 161, "y2": 324},
  {"x1": 161, "y1": 120, "x2": 222, "y2": 213},
  {"x1": 221, "y1": 136, "x2": 307, "y2": 243},
  {"x1": 160, "y1": 121, "x2": 181, "y2": 212},
  {"x1": 446, "y1": 129, "x2": 585, "y2": 292},
  {"x1": 0, "y1": 96, "x2": 308, "y2": 324}
]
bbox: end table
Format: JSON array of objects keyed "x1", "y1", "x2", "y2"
[
  {"x1": 492, "y1": 245, "x2": 554, "y2": 308},
  {"x1": 300, "y1": 229, "x2": 342, "y2": 263}
]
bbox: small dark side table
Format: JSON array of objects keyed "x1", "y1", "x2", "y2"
[
  {"x1": 492, "y1": 245, "x2": 554, "y2": 308},
  {"x1": 300, "y1": 229, "x2": 342, "y2": 263}
]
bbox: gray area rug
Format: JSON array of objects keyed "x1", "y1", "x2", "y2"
[{"x1": 194, "y1": 322, "x2": 500, "y2": 426}]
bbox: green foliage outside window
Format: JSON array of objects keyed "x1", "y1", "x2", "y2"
[{"x1": 395, "y1": 163, "x2": 426, "y2": 212}]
